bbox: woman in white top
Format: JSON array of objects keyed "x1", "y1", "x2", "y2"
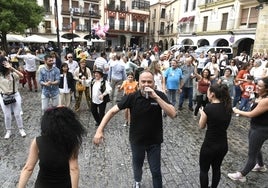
[
  {"x1": 90, "y1": 68, "x2": 112, "y2": 126},
  {"x1": 59, "y1": 63, "x2": 75, "y2": 107},
  {"x1": 0, "y1": 55, "x2": 26, "y2": 139},
  {"x1": 149, "y1": 60, "x2": 165, "y2": 92},
  {"x1": 197, "y1": 53, "x2": 207, "y2": 74},
  {"x1": 226, "y1": 59, "x2": 239, "y2": 77}
]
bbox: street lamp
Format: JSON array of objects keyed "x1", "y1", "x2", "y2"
[
  {"x1": 70, "y1": 8, "x2": 74, "y2": 53},
  {"x1": 88, "y1": 3, "x2": 93, "y2": 49},
  {"x1": 54, "y1": 0, "x2": 60, "y2": 53}
]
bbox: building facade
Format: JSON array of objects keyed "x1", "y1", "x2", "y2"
[
  {"x1": 23, "y1": 0, "x2": 267, "y2": 55},
  {"x1": 149, "y1": 0, "x2": 265, "y2": 57}
]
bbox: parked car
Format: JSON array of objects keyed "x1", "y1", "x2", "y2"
[
  {"x1": 169, "y1": 45, "x2": 198, "y2": 52},
  {"x1": 195, "y1": 46, "x2": 233, "y2": 59}
]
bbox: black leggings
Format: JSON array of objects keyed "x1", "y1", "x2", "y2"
[
  {"x1": 241, "y1": 127, "x2": 268, "y2": 176},
  {"x1": 194, "y1": 95, "x2": 208, "y2": 116},
  {"x1": 199, "y1": 142, "x2": 227, "y2": 188}
]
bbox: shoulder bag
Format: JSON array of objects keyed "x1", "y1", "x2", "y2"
[{"x1": 2, "y1": 74, "x2": 17, "y2": 105}]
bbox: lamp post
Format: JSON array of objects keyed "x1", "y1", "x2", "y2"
[
  {"x1": 70, "y1": 8, "x2": 74, "y2": 53},
  {"x1": 88, "y1": 3, "x2": 93, "y2": 49},
  {"x1": 54, "y1": 0, "x2": 60, "y2": 53}
]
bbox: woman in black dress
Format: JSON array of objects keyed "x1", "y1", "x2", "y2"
[
  {"x1": 199, "y1": 84, "x2": 232, "y2": 188},
  {"x1": 18, "y1": 107, "x2": 86, "y2": 188}
]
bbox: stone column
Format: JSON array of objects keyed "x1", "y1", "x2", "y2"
[{"x1": 253, "y1": 5, "x2": 268, "y2": 54}]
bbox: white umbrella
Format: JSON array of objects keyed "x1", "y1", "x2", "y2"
[
  {"x1": 72, "y1": 37, "x2": 87, "y2": 42},
  {"x1": 23, "y1": 35, "x2": 49, "y2": 43},
  {"x1": 7, "y1": 34, "x2": 25, "y2": 42},
  {"x1": 91, "y1": 38, "x2": 105, "y2": 43},
  {"x1": 50, "y1": 37, "x2": 70, "y2": 43}
]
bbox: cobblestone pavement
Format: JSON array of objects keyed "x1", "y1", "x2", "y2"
[{"x1": 0, "y1": 88, "x2": 268, "y2": 188}]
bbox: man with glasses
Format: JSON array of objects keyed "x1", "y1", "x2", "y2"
[
  {"x1": 65, "y1": 53, "x2": 78, "y2": 100},
  {"x1": 65, "y1": 53, "x2": 78, "y2": 75}
]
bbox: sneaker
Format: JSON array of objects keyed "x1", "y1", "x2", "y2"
[
  {"x1": 227, "y1": 172, "x2": 246, "y2": 182},
  {"x1": 252, "y1": 164, "x2": 267, "y2": 172},
  {"x1": 236, "y1": 114, "x2": 240, "y2": 117},
  {"x1": 178, "y1": 107, "x2": 183, "y2": 111},
  {"x1": 133, "y1": 181, "x2": 141, "y2": 188},
  {"x1": 189, "y1": 107, "x2": 194, "y2": 111},
  {"x1": 123, "y1": 122, "x2": 128, "y2": 127},
  {"x1": 4, "y1": 130, "x2": 11, "y2": 139},
  {"x1": 19, "y1": 129, "x2": 26, "y2": 137}
]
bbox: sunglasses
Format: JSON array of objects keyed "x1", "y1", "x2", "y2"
[{"x1": 67, "y1": 56, "x2": 73, "y2": 59}]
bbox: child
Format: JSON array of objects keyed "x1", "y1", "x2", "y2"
[
  {"x1": 18, "y1": 65, "x2": 27, "y2": 87},
  {"x1": 236, "y1": 75, "x2": 255, "y2": 116},
  {"x1": 119, "y1": 72, "x2": 138, "y2": 126}
]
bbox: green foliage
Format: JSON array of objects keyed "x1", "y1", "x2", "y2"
[{"x1": 0, "y1": 0, "x2": 44, "y2": 34}]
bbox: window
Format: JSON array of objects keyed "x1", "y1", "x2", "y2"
[
  {"x1": 119, "y1": 18, "x2": 125, "y2": 30},
  {"x1": 45, "y1": 21, "x2": 51, "y2": 33},
  {"x1": 160, "y1": 22, "x2": 165, "y2": 34},
  {"x1": 108, "y1": 0, "x2": 115, "y2": 9},
  {"x1": 120, "y1": 1, "x2": 126, "y2": 11},
  {"x1": 62, "y1": 17, "x2": 70, "y2": 30},
  {"x1": 249, "y1": 7, "x2": 258, "y2": 24},
  {"x1": 185, "y1": 0, "x2": 189, "y2": 12},
  {"x1": 192, "y1": 0, "x2": 196, "y2": 11},
  {"x1": 221, "y1": 13, "x2": 228, "y2": 30},
  {"x1": 140, "y1": 20, "x2": 144, "y2": 32},
  {"x1": 152, "y1": 9, "x2": 156, "y2": 19},
  {"x1": 132, "y1": 20, "x2": 137, "y2": 32},
  {"x1": 43, "y1": 0, "x2": 50, "y2": 13},
  {"x1": 132, "y1": 0, "x2": 150, "y2": 10},
  {"x1": 241, "y1": 8, "x2": 249, "y2": 25},
  {"x1": 109, "y1": 17, "x2": 115, "y2": 30},
  {"x1": 161, "y1": 8, "x2": 166, "y2": 18},
  {"x1": 203, "y1": 16, "x2": 208, "y2": 31}
]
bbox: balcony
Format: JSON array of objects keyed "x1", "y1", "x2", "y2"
[
  {"x1": 108, "y1": 23, "x2": 148, "y2": 33},
  {"x1": 61, "y1": 6, "x2": 101, "y2": 19},
  {"x1": 199, "y1": 0, "x2": 235, "y2": 9},
  {"x1": 62, "y1": 24, "x2": 90, "y2": 32}
]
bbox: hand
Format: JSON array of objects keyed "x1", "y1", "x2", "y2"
[
  {"x1": 3, "y1": 61, "x2": 12, "y2": 69},
  {"x1": 199, "y1": 106, "x2": 205, "y2": 115},
  {"x1": 143, "y1": 86, "x2": 157, "y2": 99},
  {"x1": 232, "y1": 107, "x2": 239, "y2": 114},
  {"x1": 93, "y1": 132, "x2": 104, "y2": 146},
  {"x1": 98, "y1": 94, "x2": 104, "y2": 100}
]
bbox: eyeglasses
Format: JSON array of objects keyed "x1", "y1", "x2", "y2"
[{"x1": 67, "y1": 56, "x2": 73, "y2": 59}]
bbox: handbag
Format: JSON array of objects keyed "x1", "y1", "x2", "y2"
[
  {"x1": 2, "y1": 74, "x2": 16, "y2": 105},
  {"x1": 76, "y1": 82, "x2": 86, "y2": 92},
  {"x1": 3, "y1": 94, "x2": 16, "y2": 105}
]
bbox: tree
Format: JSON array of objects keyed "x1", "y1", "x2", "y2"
[{"x1": 0, "y1": 0, "x2": 44, "y2": 52}]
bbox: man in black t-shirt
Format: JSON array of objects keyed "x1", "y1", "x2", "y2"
[{"x1": 93, "y1": 70, "x2": 176, "y2": 188}]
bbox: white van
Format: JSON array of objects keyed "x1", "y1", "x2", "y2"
[
  {"x1": 195, "y1": 46, "x2": 233, "y2": 59},
  {"x1": 169, "y1": 45, "x2": 198, "y2": 52}
]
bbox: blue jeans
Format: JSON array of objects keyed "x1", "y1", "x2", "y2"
[
  {"x1": 41, "y1": 94, "x2": 59, "y2": 113},
  {"x1": 239, "y1": 97, "x2": 250, "y2": 111},
  {"x1": 233, "y1": 85, "x2": 241, "y2": 107},
  {"x1": 167, "y1": 89, "x2": 177, "y2": 106},
  {"x1": 130, "y1": 144, "x2": 162, "y2": 188},
  {"x1": 179, "y1": 87, "x2": 193, "y2": 108}
]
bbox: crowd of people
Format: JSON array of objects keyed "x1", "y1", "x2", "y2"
[{"x1": 1, "y1": 43, "x2": 268, "y2": 187}]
